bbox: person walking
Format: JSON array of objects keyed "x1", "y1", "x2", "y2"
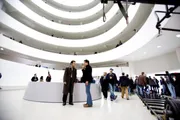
[
  {"x1": 83, "y1": 60, "x2": 93, "y2": 107},
  {"x1": 62, "y1": 60, "x2": 77, "y2": 106},
  {"x1": 165, "y1": 71, "x2": 176, "y2": 99},
  {"x1": 135, "y1": 76, "x2": 139, "y2": 94},
  {"x1": 160, "y1": 77, "x2": 166, "y2": 95},
  {"x1": 31, "y1": 74, "x2": 38, "y2": 82},
  {"x1": 128, "y1": 77, "x2": 133, "y2": 95},
  {"x1": 100, "y1": 72, "x2": 109, "y2": 99},
  {"x1": 106, "y1": 68, "x2": 118, "y2": 101},
  {"x1": 138, "y1": 72, "x2": 147, "y2": 97},
  {"x1": 119, "y1": 73, "x2": 129, "y2": 100}
]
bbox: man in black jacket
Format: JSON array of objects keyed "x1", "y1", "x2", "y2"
[
  {"x1": 106, "y1": 68, "x2": 117, "y2": 101},
  {"x1": 119, "y1": 73, "x2": 129, "y2": 100},
  {"x1": 83, "y1": 60, "x2": 93, "y2": 107}
]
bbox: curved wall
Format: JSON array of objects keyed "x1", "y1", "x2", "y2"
[{"x1": 0, "y1": 59, "x2": 130, "y2": 86}]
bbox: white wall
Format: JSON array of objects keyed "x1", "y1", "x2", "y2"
[
  {"x1": 0, "y1": 59, "x2": 130, "y2": 86},
  {"x1": 130, "y1": 52, "x2": 180, "y2": 75}
]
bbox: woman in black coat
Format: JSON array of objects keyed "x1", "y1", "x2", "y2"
[{"x1": 100, "y1": 72, "x2": 109, "y2": 99}]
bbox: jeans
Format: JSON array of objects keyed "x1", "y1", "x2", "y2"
[
  {"x1": 138, "y1": 85, "x2": 144, "y2": 97},
  {"x1": 109, "y1": 84, "x2": 115, "y2": 99},
  {"x1": 162, "y1": 84, "x2": 166, "y2": 95},
  {"x1": 167, "y1": 83, "x2": 176, "y2": 99},
  {"x1": 86, "y1": 83, "x2": 93, "y2": 105}
]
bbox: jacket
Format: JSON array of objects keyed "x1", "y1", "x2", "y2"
[
  {"x1": 82, "y1": 65, "x2": 93, "y2": 83},
  {"x1": 138, "y1": 75, "x2": 146, "y2": 86},
  {"x1": 119, "y1": 76, "x2": 129, "y2": 87},
  {"x1": 106, "y1": 73, "x2": 117, "y2": 85},
  {"x1": 31, "y1": 76, "x2": 38, "y2": 82},
  {"x1": 63, "y1": 67, "x2": 77, "y2": 94}
]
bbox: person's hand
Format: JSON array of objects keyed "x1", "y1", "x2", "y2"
[
  {"x1": 64, "y1": 82, "x2": 66, "y2": 85},
  {"x1": 85, "y1": 81, "x2": 88, "y2": 86}
]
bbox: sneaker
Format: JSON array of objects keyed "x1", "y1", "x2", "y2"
[
  {"x1": 127, "y1": 98, "x2": 129, "y2": 100},
  {"x1": 114, "y1": 95, "x2": 117, "y2": 100},
  {"x1": 83, "y1": 104, "x2": 93, "y2": 108},
  {"x1": 63, "y1": 103, "x2": 66, "y2": 106}
]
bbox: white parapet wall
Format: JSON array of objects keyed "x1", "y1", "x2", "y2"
[{"x1": 0, "y1": 59, "x2": 130, "y2": 87}]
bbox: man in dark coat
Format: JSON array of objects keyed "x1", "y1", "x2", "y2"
[
  {"x1": 83, "y1": 59, "x2": 93, "y2": 108},
  {"x1": 62, "y1": 60, "x2": 77, "y2": 106},
  {"x1": 100, "y1": 72, "x2": 108, "y2": 99},
  {"x1": 31, "y1": 74, "x2": 38, "y2": 82}
]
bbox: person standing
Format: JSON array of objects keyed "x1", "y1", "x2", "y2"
[
  {"x1": 138, "y1": 72, "x2": 147, "y2": 97},
  {"x1": 31, "y1": 74, "x2": 38, "y2": 82},
  {"x1": 165, "y1": 71, "x2": 176, "y2": 99},
  {"x1": 46, "y1": 71, "x2": 51, "y2": 82},
  {"x1": 62, "y1": 60, "x2": 77, "y2": 106},
  {"x1": 83, "y1": 60, "x2": 93, "y2": 107},
  {"x1": 135, "y1": 76, "x2": 139, "y2": 94},
  {"x1": 100, "y1": 72, "x2": 109, "y2": 99},
  {"x1": 106, "y1": 68, "x2": 118, "y2": 101},
  {"x1": 119, "y1": 73, "x2": 129, "y2": 100}
]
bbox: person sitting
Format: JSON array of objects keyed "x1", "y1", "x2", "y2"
[
  {"x1": 40, "y1": 76, "x2": 44, "y2": 82},
  {"x1": 31, "y1": 74, "x2": 38, "y2": 82},
  {"x1": 46, "y1": 71, "x2": 51, "y2": 82}
]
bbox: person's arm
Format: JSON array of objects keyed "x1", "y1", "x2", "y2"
[
  {"x1": 118, "y1": 77, "x2": 121, "y2": 86},
  {"x1": 63, "y1": 68, "x2": 68, "y2": 84},
  {"x1": 114, "y1": 74, "x2": 118, "y2": 84}
]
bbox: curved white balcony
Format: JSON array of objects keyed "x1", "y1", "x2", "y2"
[
  {"x1": 52, "y1": 0, "x2": 95, "y2": 7},
  {"x1": 6, "y1": 0, "x2": 119, "y2": 33},
  {"x1": 0, "y1": 5, "x2": 169, "y2": 63},
  {"x1": 31, "y1": 0, "x2": 107, "y2": 19},
  {"x1": 21, "y1": 0, "x2": 113, "y2": 25},
  {"x1": 0, "y1": 3, "x2": 139, "y2": 47},
  {"x1": 45, "y1": 0, "x2": 100, "y2": 12}
]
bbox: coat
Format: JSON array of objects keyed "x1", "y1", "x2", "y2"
[
  {"x1": 63, "y1": 67, "x2": 77, "y2": 95},
  {"x1": 100, "y1": 76, "x2": 109, "y2": 91},
  {"x1": 106, "y1": 73, "x2": 117, "y2": 85},
  {"x1": 138, "y1": 75, "x2": 146, "y2": 86},
  {"x1": 119, "y1": 76, "x2": 129, "y2": 87},
  {"x1": 82, "y1": 65, "x2": 93, "y2": 83}
]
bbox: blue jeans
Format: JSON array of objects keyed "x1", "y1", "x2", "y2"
[
  {"x1": 162, "y1": 84, "x2": 166, "y2": 95},
  {"x1": 86, "y1": 83, "x2": 93, "y2": 105},
  {"x1": 138, "y1": 85, "x2": 144, "y2": 97},
  {"x1": 167, "y1": 83, "x2": 176, "y2": 99},
  {"x1": 109, "y1": 84, "x2": 115, "y2": 99}
]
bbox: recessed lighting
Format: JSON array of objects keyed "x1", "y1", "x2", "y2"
[
  {"x1": 176, "y1": 34, "x2": 180, "y2": 38},
  {"x1": 0, "y1": 48, "x2": 4, "y2": 51},
  {"x1": 157, "y1": 46, "x2": 162, "y2": 48}
]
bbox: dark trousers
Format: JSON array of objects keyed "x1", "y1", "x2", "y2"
[
  {"x1": 63, "y1": 83, "x2": 73, "y2": 104},
  {"x1": 102, "y1": 89, "x2": 108, "y2": 98}
]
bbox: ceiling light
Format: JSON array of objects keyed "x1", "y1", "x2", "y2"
[
  {"x1": 157, "y1": 46, "x2": 161, "y2": 48},
  {"x1": 176, "y1": 34, "x2": 180, "y2": 38},
  {"x1": 144, "y1": 52, "x2": 147, "y2": 54},
  {"x1": 0, "y1": 48, "x2": 4, "y2": 51}
]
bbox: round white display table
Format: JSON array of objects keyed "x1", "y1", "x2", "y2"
[{"x1": 24, "y1": 82, "x2": 101, "y2": 103}]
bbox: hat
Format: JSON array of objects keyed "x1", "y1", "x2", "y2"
[{"x1": 110, "y1": 68, "x2": 113, "y2": 71}]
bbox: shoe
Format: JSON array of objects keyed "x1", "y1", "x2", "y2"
[
  {"x1": 83, "y1": 104, "x2": 93, "y2": 108},
  {"x1": 111, "y1": 99, "x2": 113, "y2": 101},
  {"x1": 104, "y1": 98, "x2": 107, "y2": 100},
  {"x1": 122, "y1": 96, "x2": 124, "y2": 99},
  {"x1": 127, "y1": 98, "x2": 129, "y2": 100},
  {"x1": 63, "y1": 103, "x2": 66, "y2": 106},
  {"x1": 114, "y1": 95, "x2": 117, "y2": 100},
  {"x1": 69, "y1": 103, "x2": 74, "y2": 105}
]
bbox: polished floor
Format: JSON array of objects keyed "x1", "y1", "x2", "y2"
[{"x1": 0, "y1": 90, "x2": 156, "y2": 120}]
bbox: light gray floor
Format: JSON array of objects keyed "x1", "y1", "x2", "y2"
[{"x1": 0, "y1": 90, "x2": 156, "y2": 120}]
